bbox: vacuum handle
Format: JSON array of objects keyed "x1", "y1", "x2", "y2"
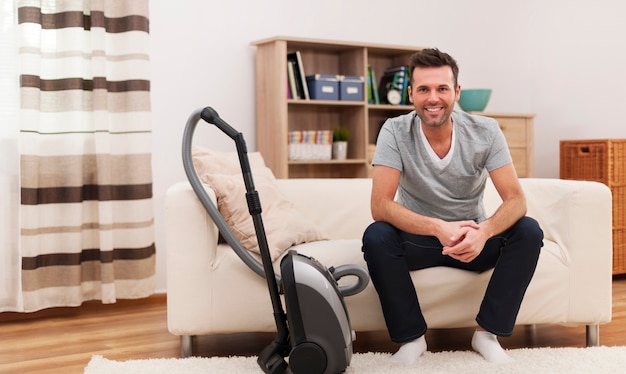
[
  {"x1": 200, "y1": 107, "x2": 240, "y2": 140},
  {"x1": 200, "y1": 107, "x2": 256, "y2": 195}
]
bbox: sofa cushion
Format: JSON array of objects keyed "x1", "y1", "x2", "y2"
[{"x1": 192, "y1": 146, "x2": 327, "y2": 260}]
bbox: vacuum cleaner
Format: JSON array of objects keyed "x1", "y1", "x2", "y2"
[{"x1": 182, "y1": 107, "x2": 370, "y2": 374}]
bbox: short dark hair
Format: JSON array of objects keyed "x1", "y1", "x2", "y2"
[{"x1": 408, "y1": 48, "x2": 459, "y2": 87}]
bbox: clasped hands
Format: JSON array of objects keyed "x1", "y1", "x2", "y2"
[{"x1": 439, "y1": 220, "x2": 487, "y2": 263}]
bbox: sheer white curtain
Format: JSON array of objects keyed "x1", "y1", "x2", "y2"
[{"x1": 0, "y1": 1, "x2": 22, "y2": 311}]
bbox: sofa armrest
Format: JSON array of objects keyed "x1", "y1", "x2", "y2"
[
  {"x1": 165, "y1": 181, "x2": 220, "y2": 332},
  {"x1": 520, "y1": 178, "x2": 613, "y2": 321},
  {"x1": 520, "y1": 179, "x2": 612, "y2": 268}
]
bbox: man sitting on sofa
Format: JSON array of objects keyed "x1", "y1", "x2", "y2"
[{"x1": 361, "y1": 48, "x2": 544, "y2": 365}]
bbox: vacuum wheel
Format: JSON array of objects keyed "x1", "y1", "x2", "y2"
[{"x1": 289, "y1": 342, "x2": 327, "y2": 374}]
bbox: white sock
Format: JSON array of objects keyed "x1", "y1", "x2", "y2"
[
  {"x1": 389, "y1": 335, "x2": 427, "y2": 365},
  {"x1": 471, "y1": 330, "x2": 515, "y2": 364}
]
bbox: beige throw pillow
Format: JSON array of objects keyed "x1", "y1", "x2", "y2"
[{"x1": 192, "y1": 146, "x2": 327, "y2": 261}]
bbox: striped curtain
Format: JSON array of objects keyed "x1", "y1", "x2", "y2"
[{"x1": 14, "y1": 0, "x2": 155, "y2": 312}]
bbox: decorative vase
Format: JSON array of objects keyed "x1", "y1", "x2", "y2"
[{"x1": 332, "y1": 141, "x2": 348, "y2": 160}]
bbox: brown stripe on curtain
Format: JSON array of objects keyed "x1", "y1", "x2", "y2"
[
  {"x1": 22, "y1": 245, "x2": 156, "y2": 270},
  {"x1": 20, "y1": 75, "x2": 151, "y2": 92},
  {"x1": 20, "y1": 184, "x2": 153, "y2": 205},
  {"x1": 17, "y1": 7, "x2": 149, "y2": 33}
]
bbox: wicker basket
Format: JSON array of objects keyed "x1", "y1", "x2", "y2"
[
  {"x1": 560, "y1": 139, "x2": 626, "y2": 185},
  {"x1": 613, "y1": 228, "x2": 626, "y2": 275},
  {"x1": 560, "y1": 139, "x2": 626, "y2": 274}
]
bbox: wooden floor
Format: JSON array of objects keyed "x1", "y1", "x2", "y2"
[{"x1": 1, "y1": 275, "x2": 625, "y2": 374}]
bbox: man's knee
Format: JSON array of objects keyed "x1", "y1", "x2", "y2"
[
  {"x1": 514, "y1": 217, "x2": 544, "y2": 261},
  {"x1": 362, "y1": 221, "x2": 399, "y2": 261},
  {"x1": 518, "y1": 216, "x2": 544, "y2": 244},
  {"x1": 362, "y1": 221, "x2": 397, "y2": 255}
]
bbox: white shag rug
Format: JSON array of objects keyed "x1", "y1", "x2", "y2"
[{"x1": 84, "y1": 346, "x2": 626, "y2": 373}]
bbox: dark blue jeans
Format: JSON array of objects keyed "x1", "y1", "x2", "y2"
[{"x1": 361, "y1": 216, "x2": 543, "y2": 343}]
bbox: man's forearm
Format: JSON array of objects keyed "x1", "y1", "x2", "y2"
[{"x1": 480, "y1": 195, "x2": 527, "y2": 237}]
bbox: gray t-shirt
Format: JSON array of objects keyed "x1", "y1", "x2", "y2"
[{"x1": 372, "y1": 110, "x2": 512, "y2": 222}]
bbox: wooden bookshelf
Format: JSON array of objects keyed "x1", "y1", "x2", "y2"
[{"x1": 251, "y1": 36, "x2": 417, "y2": 178}]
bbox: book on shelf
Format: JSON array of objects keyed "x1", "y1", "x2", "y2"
[
  {"x1": 378, "y1": 65, "x2": 409, "y2": 105},
  {"x1": 398, "y1": 66, "x2": 409, "y2": 105},
  {"x1": 367, "y1": 65, "x2": 380, "y2": 105},
  {"x1": 367, "y1": 68, "x2": 372, "y2": 104},
  {"x1": 287, "y1": 60, "x2": 298, "y2": 99},
  {"x1": 287, "y1": 51, "x2": 310, "y2": 100},
  {"x1": 288, "y1": 130, "x2": 332, "y2": 160},
  {"x1": 289, "y1": 60, "x2": 305, "y2": 100}
]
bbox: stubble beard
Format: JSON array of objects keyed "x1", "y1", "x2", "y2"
[{"x1": 417, "y1": 106, "x2": 454, "y2": 128}]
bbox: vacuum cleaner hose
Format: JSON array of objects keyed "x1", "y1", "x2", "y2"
[
  {"x1": 182, "y1": 107, "x2": 268, "y2": 280},
  {"x1": 182, "y1": 107, "x2": 370, "y2": 298}
]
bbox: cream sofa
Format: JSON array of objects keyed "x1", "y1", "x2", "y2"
[{"x1": 165, "y1": 177, "x2": 613, "y2": 357}]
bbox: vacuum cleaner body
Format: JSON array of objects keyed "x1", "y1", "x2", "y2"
[{"x1": 280, "y1": 250, "x2": 353, "y2": 374}]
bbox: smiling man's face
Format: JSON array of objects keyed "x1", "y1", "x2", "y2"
[{"x1": 408, "y1": 66, "x2": 460, "y2": 128}]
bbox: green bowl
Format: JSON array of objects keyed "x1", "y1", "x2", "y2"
[{"x1": 458, "y1": 89, "x2": 492, "y2": 112}]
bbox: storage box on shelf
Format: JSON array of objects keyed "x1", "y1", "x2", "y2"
[
  {"x1": 306, "y1": 74, "x2": 339, "y2": 100},
  {"x1": 339, "y1": 75, "x2": 364, "y2": 101},
  {"x1": 560, "y1": 138, "x2": 626, "y2": 274}
]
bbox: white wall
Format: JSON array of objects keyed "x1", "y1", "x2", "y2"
[
  {"x1": 150, "y1": 0, "x2": 626, "y2": 292},
  {"x1": 528, "y1": 0, "x2": 626, "y2": 168}
]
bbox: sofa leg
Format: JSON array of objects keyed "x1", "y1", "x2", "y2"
[
  {"x1": 586, "y1": 324, "x2": 600, "y2": 347},
  {"x1": 181, "y1": 335, "x2": 194, "y2": 357},
  {"x1": 525, "y1": 324, "x2": 538, "y2": 345}
]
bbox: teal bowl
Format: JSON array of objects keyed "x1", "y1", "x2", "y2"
[{"x1": 458, "y1": 89, "x2": 492, "y2": 112}]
